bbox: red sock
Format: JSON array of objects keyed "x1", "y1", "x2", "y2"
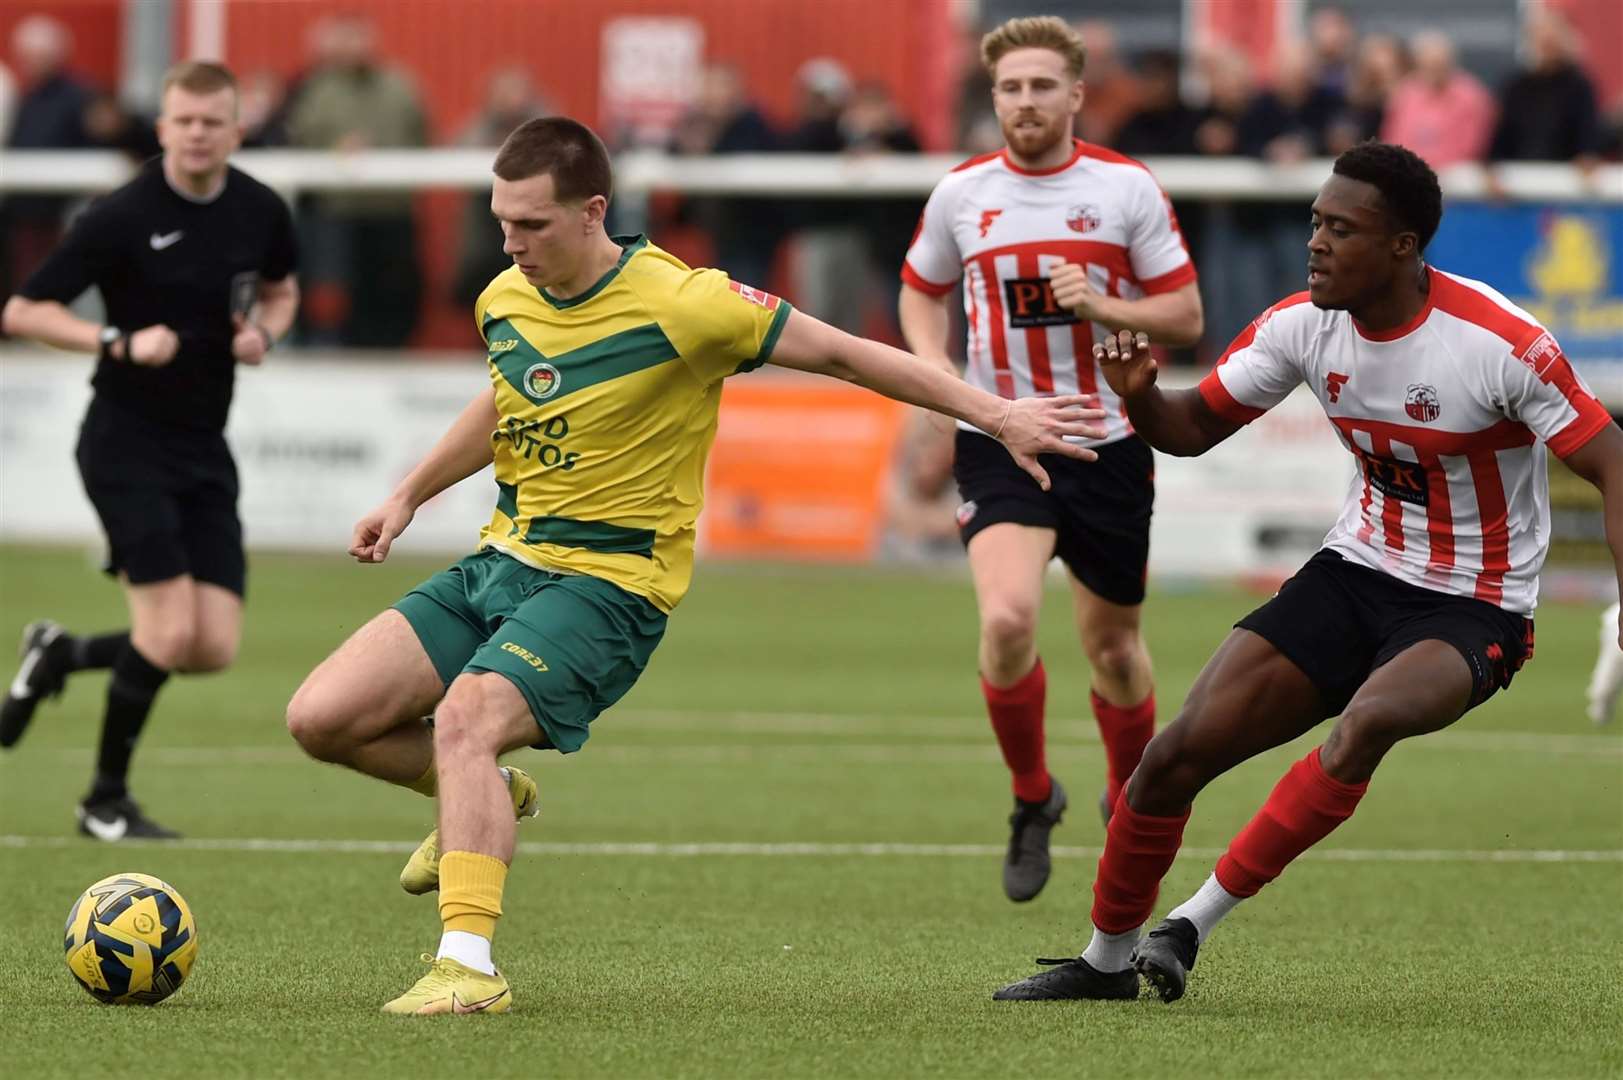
[
  {"x1": 982, "y1": 659, "x2": 1049, "y2": 804},
  {"x1": 1215, "y1": 747, "x2": 1369, "y2": 898},
  {"x1": 1090, "y1": 792, "x2": 1189, "y2": 934},
  {"x1": 1091, "y1": 689, "x2": 1155, "y2": 808}
]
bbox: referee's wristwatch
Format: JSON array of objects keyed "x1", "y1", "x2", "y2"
[{"x1": 97, "y1": 325, "x2": 126, "y2": 363}]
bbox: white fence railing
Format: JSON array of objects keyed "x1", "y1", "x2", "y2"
[{"x1": 3, "y1": 149, "x2": 1619, "y2": 203}]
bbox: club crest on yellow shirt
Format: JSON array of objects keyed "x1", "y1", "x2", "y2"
[{"x1": 523, "y1": 362, "x2": 562, "y2": 401}]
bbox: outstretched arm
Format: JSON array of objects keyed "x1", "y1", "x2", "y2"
[
  {"x1": 768, "y1": 308, "x2": 1107, "y2": 491},
  {"x1": 1094, "y1": 329, "x2": 1244, "y2": 457},
  {"x1": 350, "y1": 386, "x2": 498, "y2": 563},
  {"x1": 1560, "y1": 423, "x2": 1623, "y2": 647}
]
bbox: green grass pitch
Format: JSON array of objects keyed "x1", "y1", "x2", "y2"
[{"x1": 1, "y1": 544, "x2": 1619, "y2": 1078}]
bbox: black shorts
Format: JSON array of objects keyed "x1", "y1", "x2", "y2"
[
  {"x1": 1237, "y1": 549, "x2": 1534, "y2": 716},
  {"x1": 74, "y1": 396, "x2": 246, "y2": 597},
  {"x1": 952, "y1": 429, "x2": 1154, "y2": 606}
]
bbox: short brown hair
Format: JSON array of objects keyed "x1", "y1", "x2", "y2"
[
  {"x1": 981, "y1": 16, "x2": 1087, "y2": 80},
  {"x1": 160, "y1": 60, "x2": 237, "y2": 99},
  {"x1": 492, "y1": 117, "x2": 613, "y2": 204}
]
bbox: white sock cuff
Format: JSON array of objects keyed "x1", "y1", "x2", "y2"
[{"x1": 436, "y1": 929, "x2": 495, "y2": 975}]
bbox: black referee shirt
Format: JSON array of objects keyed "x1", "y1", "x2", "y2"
[{"x1": 19, "y1": 158, "x2": 298, "y2": 433}]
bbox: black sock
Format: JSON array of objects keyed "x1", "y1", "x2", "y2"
[
  {"x1": 67, "y1": 632, "x2": 130, "y2": 673},
  {"x1": 88, "y1": 644, "x2": 170, "y2": 803}
]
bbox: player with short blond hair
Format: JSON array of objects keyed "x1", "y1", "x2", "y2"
[{"x1": 900, "y1": 15, "x2": 1204, "y2": 902}]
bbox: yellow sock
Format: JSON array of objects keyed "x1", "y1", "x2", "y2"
[
  {"x1": 439, "y1": 851, "x2": 507, "y2": 940},
  {"x1": 405, "y1": 760, "x2": 437, "y2": 798}
]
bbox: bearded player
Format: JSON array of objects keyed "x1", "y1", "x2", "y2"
[{"x1": 899, "y1": 16, "x2": 1202, "y2": 902}]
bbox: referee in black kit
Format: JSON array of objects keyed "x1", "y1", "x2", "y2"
[{"x1": 0, "y1": 61, "x2": 299, "y2": 840}]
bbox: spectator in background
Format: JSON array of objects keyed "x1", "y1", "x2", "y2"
[
  {"x1": 83, "y1": 93, "x2": 160, "y2": 162},
  {"x1": 843, "y1": 80, "x2": 921, "y2": 339},
  {"x1": 670, "y1": 62, "x2": 780, "y2": 293},
  {"x1": 880, "y1": 413, "x2": 960, "y2": 563},
  {"x1": 786, "y1": 57, "x2": 866, "y2": 333},
  {"x1": 451, "y1": 65, "x2": 553, "y2": 307},
  {"x1": 1488, "y1": 9, "x2": 1601, "y2": 164},
  {"x1": 1326, "y1": 33, "x2": 1407, "y2": 155},
  {"x1": 1381, "y1": 32, "x2": 1493, "y2": 169},
  {"x1": 1116, "y1": 50, "x2": 1201, "y2": 157},
  {"x1": 288, "y1": 12, "x2": 427, "y2": 347},
  {"x1": 2, "y1": 15, "x2": 94, "y2": 301},
  {"x1": 1192, "y1": 44, "x2": 1255, "y2": 157},
  {"x1": 240, "y1": 70, "x2": 291, "y2": 147},
  {"x1": 1239, "y1": 41, "x2": 1342, "y2": 163},
  {"x1": 1074, "y1": 20, "x2": 1138, "y2": 146},
  {"x1": 1307, "y1": 6, "x2": 1357, "y2": 97}
]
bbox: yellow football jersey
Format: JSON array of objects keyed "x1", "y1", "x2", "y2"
[{"x1": 472, "y1": 235, "x2": 792, "y2": 612}]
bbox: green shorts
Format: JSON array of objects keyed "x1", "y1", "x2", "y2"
[{"x1": 393, "y1": 547, "x2": 667, "y2": 753}]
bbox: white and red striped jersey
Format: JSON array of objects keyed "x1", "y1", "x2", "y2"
[
  {"x1": 902, "y1": 139, "x2": 1196, "y2": 446},
  {"x1": 1199, "y1": 268, "x2": 1612, "y2": 615}
]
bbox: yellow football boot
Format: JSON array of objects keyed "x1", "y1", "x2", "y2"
[
  {"x1": 399, "y1": 766, "x2": 539, "y2": 895},
  {"x1": 380, "y1": 955, "x2": 512, "y2": 1016}
]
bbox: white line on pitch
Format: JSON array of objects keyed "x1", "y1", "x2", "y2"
[{"x1": 1, "y1": 835, "x2": 1618, "y2": 863}]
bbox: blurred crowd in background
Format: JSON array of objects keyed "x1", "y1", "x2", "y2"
[{"x1": 1, "y1": 5, "x2": 1618, "y2": 358}]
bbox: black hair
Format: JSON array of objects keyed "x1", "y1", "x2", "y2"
[{"x1": 1331, "y1": 141, "x2": 1443, "y2": 252}]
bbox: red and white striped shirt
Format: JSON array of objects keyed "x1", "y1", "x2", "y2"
[
  {"x1": 902, "y1": 139, "x2": 1196, "y2": 447},
  {"x1": 1199, "y1": 269, "x2": 1612, "y2": 614}
]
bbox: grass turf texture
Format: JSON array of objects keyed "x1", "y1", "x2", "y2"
[{"x1": 1, "y1": 544, "x2": 1619, "y2": 1078}]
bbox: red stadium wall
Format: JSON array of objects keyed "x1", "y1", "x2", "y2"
[
  {"x1": 165, "y1": 0, "x2": 958, "y2": 348},
  {"x1": 0, "y1": 1, "x2": 122, "y2": 94}
]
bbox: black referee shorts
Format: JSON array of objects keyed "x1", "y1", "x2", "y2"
[
  {"x1": 74, "y1": 396, "x2": 246, "y2": 597},
  {"x1": 1237, "y1": 549, "x2": 1534, "y2": 716},
  {"x1": 952, "y1": 429, "x2": 1154, "y2": 606}
]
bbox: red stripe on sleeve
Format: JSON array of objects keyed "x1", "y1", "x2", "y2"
[
  {"x1": 1138, "y1": 262, "x2": 1198, "y2": 296},
  {"x1": 901, "y1": 260, "x2": 955, "y2": 297},
  {"x1": 1197, "y1": 370, "x2": 1266, "y2": 424}
]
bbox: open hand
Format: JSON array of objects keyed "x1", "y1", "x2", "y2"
[
  {"x1": 994, "y1": 393, "x2": 1108, "y2": 490},
  {"x1": 348, "y1": 497, "x2": 415, "y2": 563},
  {"x1": 1093, "y1": 329, "x2": 1157, "y2": 399}
]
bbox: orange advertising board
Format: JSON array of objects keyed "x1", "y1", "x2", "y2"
[{"x1": 702, "y1": 377, "x2": 908, "y2": 560}]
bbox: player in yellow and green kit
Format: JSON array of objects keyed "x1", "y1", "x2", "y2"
[{"x1": 284, "y1": 117, "x2": 1107, "y2": 1015}]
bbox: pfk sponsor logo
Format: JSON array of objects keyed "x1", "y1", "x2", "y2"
[
  {"x1": 977, "y1": 209, "x2": 1003, "y2": 238},
  {"x1": 1355, "y1": 448, "x2": 1429, "y2": 507},
  {"x1": 1325, "y1": 371, "x2": 1350, "y2": 402},
  {"x1": 1065, "y1": 204, "x2": 1102, "y2": 233},
  {"x1": 1002, "y1": 277, "x2": 1079, "y2": 328},
  {"x1": 1405, "y1": 383, "x2": 1441, "y2": 422}
]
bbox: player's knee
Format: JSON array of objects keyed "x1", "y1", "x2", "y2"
[
  {"x1": 979, "y1": 601, "x2": 1038, "y2": 658},
  {"x1": 1082, "y1": 629, "x2": 1144, "y2": 688},
  {"x1": 134, "y1": 618, "x2": 197, "y2": 671},
  {"x1": 285, "y1": 682, "x2": 354, "y2": 762},
  {"x1": 1321, "y1": 706, "x2": 1402, "y2": 781},
  {"x1": 431, "y1": 679, "x2": 508, "y2": 760},
  {"x1": 1128, "y1": 713, "x2": 1218, "y2": 810},
  {"x1": 182, "y1": 629, "x2": 239, "y2": 674}
]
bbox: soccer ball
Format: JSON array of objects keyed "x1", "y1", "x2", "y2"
[{"x1": 63, "y1": 872, "x2": 197, "y2": 1005}]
